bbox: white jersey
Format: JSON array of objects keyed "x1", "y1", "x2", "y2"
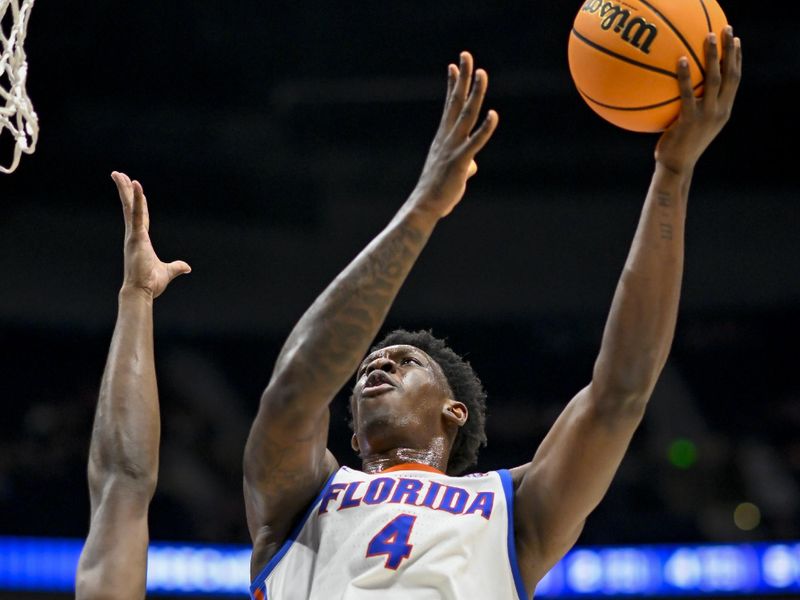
[{"x1": 250, "y1": 464, "x2": 528, "y2": 600}]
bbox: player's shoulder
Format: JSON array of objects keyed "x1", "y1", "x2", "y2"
[
  {"x1": 461, "y1": 465, "x2": 530, "y2": 493},
  {"x1": 461, "y1": 470, "x2": 495, "y2": 479},
  {"x1": 508, "y1": 462, "x2": 531, "y2": 490}
]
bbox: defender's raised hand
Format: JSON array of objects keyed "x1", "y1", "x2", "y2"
[
  {"x1": 77, "y1": 172, "x2": 188, "y2": 600},
  {"x1": 656, "y1": 26, "x2": 742, "y2": 175},
  {"x1": 112, "y1": 171, "x2": 191, "y2": 298},
  {"x1": 412, "y1": 51, "x2": 499, "y2": 218}
]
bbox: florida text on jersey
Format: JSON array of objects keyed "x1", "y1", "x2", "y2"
[{"x1": 250, "y1": 464, "x2": 527, "y2": 600}]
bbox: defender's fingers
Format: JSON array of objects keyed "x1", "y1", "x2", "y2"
[
  {"x1": 462, "y1": 109, "x2": 499, "y2": 156},
  {"x1": 112, "y1": 171, "x2": 134, "y2": 231},
  {"x1": 455, "y1": 69, "x2": 489, "y2": 136},
  {"x1": 111, "y1": 170, "x2": 130, "y2": 185},
  {"x1": 719, "y1": 27, "x2": 742, "y2": 105},
  {"x1": 112, "y1": 171, "x2": 133, "y2": 204},
  {"x1": 702, "y1": 32, "x2": 721, "y2": 107},
  {"x1": 166, "y1": 260, "x2": 192, "y2": 280},
  {"x1": 131, "y1": 180, "x2": 150, "y2": 232}
]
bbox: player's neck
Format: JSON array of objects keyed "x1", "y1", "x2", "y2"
[{"x1": 361, "y1": 446, "x2": 448, "y2": 475}]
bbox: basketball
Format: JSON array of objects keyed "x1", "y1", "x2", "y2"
[{"x1": 568, "y1": 0, "x2": 728, "y2": 132}]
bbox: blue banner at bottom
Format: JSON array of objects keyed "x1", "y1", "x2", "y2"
[{"x1": 0, "y1": 536, "x2": 799, "y2": 596}]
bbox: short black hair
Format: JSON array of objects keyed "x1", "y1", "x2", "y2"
[{"x1": 367, "y1": 328, "x2": 488, "y2": 475}]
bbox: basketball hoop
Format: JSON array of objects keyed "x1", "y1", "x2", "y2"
[{"x1": 1, "y1": 0, "x2": 37, "y2": 174}]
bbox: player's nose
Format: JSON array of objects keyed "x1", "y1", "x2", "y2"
[{"x1": 365, "y1": 356, "x2": 396, "y2": 375}]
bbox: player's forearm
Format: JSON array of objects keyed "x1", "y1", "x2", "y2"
[
  {"x1": 265, "y1": 200, "x2": 439, "y2": 411},
  {"x1": 88, "y1": 287, "x2": 160, "y2": 495},
  {"x1": 592, "y1": 162, "x2": 690, "y2": 401}
]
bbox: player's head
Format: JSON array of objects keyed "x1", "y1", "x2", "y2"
[{"x1": 349, "y1": 329, "x2": 487, "y2": 475}]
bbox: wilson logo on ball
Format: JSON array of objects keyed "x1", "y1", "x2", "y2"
[
  {"x1": 581, "y1": 0, "x2": 659, "y2": 54},
  {"x1": 568, "y1": 0, "x2": 729, "y2": 132}
]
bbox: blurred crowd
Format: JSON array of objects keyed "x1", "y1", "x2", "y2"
[{"x1": 0, "y1": 307, "x2": 797, "y2": 548}]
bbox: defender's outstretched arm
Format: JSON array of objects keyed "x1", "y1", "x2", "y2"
[{"x1": 76, "y1": 173, "x2": 190, "y2": 600}]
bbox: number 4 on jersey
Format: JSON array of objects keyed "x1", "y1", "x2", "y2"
[{"x1": 366, "y1": 514, "x2": 417, "y2": 570}]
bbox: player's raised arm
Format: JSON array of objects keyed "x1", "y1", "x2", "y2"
[
  {"x1": 76, "y1": 173, "x2": 191, "y2": 600},
  {"x1": 243, "y1": 51, "x2": 498, "y2": 576},
  {"x1": 512, "y1": 28, "x2": 742, "y2": 589}
]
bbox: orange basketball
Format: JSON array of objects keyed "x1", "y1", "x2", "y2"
[{"x1": 568, "y1": 0, "x2": 728, "y2": 132}]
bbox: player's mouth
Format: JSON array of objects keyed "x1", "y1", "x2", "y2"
[{"x1": 362, "y1": 371, "x2": 397, "y2": 396}]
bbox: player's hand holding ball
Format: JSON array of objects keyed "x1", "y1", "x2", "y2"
[
  {"x1": 568, "y1": 0, "x2": 733, "y2": 133},
  {"x1": 655, "y1": 26, "x2": 741, "y2": 175}
]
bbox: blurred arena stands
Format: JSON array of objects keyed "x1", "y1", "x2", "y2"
[{"x1": 1, "y1": 1, "x2": 797, "y2": 597}]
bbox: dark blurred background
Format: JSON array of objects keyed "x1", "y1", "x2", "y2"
[{"x1": 0, "y1": 0, "x2": 798, "y2": 571}]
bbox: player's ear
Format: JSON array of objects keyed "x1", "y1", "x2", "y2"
[
  {"x1": 442, "y1": 399, "x2": 468, "y2": 427},
  {"x1": 351, "y1": 433, "x2": 360, "y2": 453}
]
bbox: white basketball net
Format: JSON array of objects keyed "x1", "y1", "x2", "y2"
[{"x1": 1, "y1": 0, "x2": 37, "y2": 174}]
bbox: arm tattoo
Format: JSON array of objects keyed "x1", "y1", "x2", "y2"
[
  {"x1": 278, "y1": 217, "x2": 428, "y2": 390},
  {"x1": 657, "y1": 190, "x2": 673, "y2": 240}
]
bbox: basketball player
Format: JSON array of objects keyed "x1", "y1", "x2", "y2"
[
  {"x1": 75, "y1": 172, "x2": 191, "y2": 599},
  {"x1": 244, "y1": 33, "x2": 741, "y2": 599}
]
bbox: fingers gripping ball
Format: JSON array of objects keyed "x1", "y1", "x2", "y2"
[{"x1": 568, "y1": 0, "x2": 728, "y2": 132}]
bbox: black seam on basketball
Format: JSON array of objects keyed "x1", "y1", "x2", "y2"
[
  {"x1": 638, "y1": 0, "x2": 706, "y2": 77},
  {"x1": 578, "y1": 79, "x2": 705, "y2": 111},
  {"x1": 571, "y1": 28, "x2": 677, "y2": 79},
  {"x1": 699, "y1": 0, "x2": 712, "y2": 32},
  {"x1": 579, "y1": 88, "x2": 680, "y2": 111}
]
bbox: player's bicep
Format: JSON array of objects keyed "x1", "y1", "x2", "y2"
[
  {"x1": 76, "y1": 483, "x2": 151, "y2": 600},
  {"x1": 514, "y1": 384, "x2": 646, "y2": 565},
  {"x1": 242, "y1": 389, "x2": 338, "y2": 542}
]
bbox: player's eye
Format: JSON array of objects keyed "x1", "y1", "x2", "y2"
[{"x1": 402, "y1": 357, "x2": 421, "y2": 366}]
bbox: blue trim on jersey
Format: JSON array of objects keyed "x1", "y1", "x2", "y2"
[
  {"x1": 249, "y1": 470, "x2": 338, "y2": 598},
  {"x1": 498, "y1": 469, "x2": 529, "y2": 600}
]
